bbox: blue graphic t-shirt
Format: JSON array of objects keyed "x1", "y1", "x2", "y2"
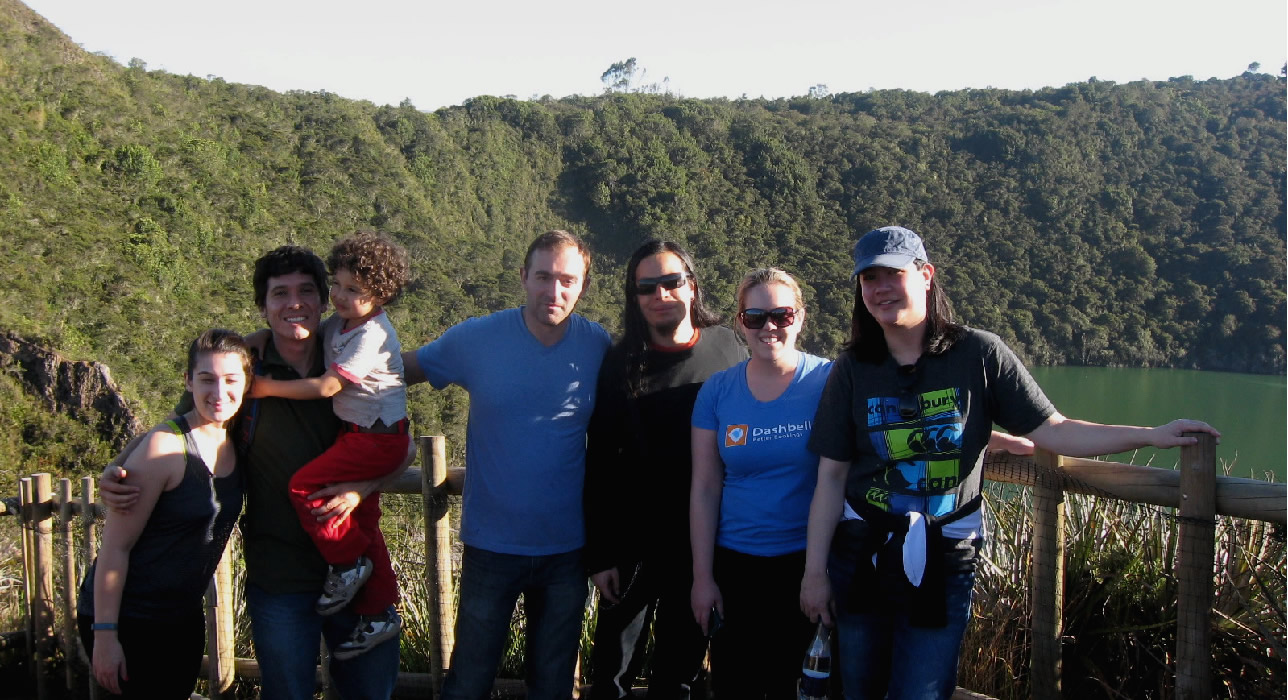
[
  {"x1": 415, "y1": 308, "x2": 611, "y2": 555},
  {"x1": 809, "y1": 329, "x2": 1055, "y2": 539},
  {"x1": 862, "y1": 384, "x2": 970, "y2": 520},
  {"x1": 692, "y1": 351, "x2": 832, "y2": 556}
]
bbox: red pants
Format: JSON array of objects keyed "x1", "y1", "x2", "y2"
[{"x1": 288, "y1": 425, "x2": 408, "y2": 615}]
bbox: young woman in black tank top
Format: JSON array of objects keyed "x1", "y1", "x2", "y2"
[{"x1": 77, "y1": 330, "x2": 250, "y2": 698}]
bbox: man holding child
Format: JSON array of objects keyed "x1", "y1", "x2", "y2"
[{"x1": 102, "y1": 245, "x2": 406, "y2": 699}]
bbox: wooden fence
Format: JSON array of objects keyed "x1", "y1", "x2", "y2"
[{"x1": 2, "y1": 433, "x2": 1284, "y2": 699}]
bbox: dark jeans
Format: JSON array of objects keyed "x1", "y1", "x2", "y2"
[
  {"x1": 443, "y1": 546, "x2": 588, "y2": 700},
  {"x1": 245, "y1": 583, "x2": 401, "y2": 700},
  {"x1": 710, "y1": 547, "x2": 814, "y2": 700},
  {"x1": 834, "y1": 570, "x2": 974, "y2": 700},
  {"x1": 78, "y1": 608, "x2": 205, "y2": 699},
  {"x1": 588, "y1": 558, "x2": 708, "y2": 700}
]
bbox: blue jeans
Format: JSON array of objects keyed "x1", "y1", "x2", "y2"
[
  {"x1": 835, "y1": 571, "x2": 974, "y2": 700},
  {"x1": 442, "y1": 546, "x2": 588, "y2": 700},
  {"x1": 245, "y1": 583, "x2": 401, "y2": 700}
]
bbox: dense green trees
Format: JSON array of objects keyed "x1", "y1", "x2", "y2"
[{"x1": 0, "y1": 0, "x2": 1283, "y2": 462}]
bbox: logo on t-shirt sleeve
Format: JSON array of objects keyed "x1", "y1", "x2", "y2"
[{"x1": 725, "y1": 425, "x2": 748, "y2": 447}]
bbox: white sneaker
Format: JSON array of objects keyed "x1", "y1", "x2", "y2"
[
  {"x1": 332, "y1": 608, "x2": 401, "y2": 661},
  {"x1": 315, "y1": 556, "x2": 373, "y2": 616}
]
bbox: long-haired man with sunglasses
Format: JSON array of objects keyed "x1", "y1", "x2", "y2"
[{"x1": 583, "y1": 240, "x2": 746, "y2": 699}]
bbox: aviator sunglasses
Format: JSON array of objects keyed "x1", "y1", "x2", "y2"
[
  {"x1": 634, "y1": 272, "x2": 690, "y2": 296},
  {"x1": 739, "y1": 307, "x2": 797, "y2": 330}
]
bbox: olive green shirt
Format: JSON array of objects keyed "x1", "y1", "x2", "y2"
[{"x1": 242, "y1": 336, "x2": 342, "y2": 593}]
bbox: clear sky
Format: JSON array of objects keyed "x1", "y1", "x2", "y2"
[{"x1": 23, "y1": 0, "x2": 1288, "y2": 111}]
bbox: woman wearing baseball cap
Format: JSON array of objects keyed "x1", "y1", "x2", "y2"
[{"x1": 799, "y1": 226, "x2": 1219, "y2": 699}]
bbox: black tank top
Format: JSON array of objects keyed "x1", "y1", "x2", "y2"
[{"x1": 79, "y1": 415, "x2": 244, "y2": 619}]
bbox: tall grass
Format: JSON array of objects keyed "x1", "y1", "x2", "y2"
[
  {"x1": 0, "y1": 538, "x2": 22, "y2": 628},
  {"x1": 962, "y1": 479, "x2": 1286, "y2": 699}
]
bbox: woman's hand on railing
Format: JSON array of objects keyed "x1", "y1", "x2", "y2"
[
  {"x1": 800, "y1": 570, "x2": 836, "y2": 627},
  {"x1": 98, "y1": 465, "x2": 140, "y2": 514},
  {"x1": 1148, "y1": 419, "x2": 1222, "y2": 448}
]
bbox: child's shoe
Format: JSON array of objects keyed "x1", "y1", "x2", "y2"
[
  {"x1": 316, "y1": 556, "x2": 373, "y2": 616},
  {"x1": 332, "y1": 607, "x2": 402, "y2": 660}
]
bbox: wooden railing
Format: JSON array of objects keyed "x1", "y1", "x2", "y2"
[
  {"x1": 983, "y1": 434, "x2": 1283, "y2": 699},
  {"x1": 3, "y1": 433, "x2": 1283, "y2": 699},
  {"x1": 4, "y1": 436, "x2": 465, "y2": 699}
]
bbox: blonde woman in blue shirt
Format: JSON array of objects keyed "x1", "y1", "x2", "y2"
[{"x1": 690, "y1": 268, "x2": 831, "y2": 699}]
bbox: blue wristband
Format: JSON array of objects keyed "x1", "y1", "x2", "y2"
[{"x1": 91, "y1": 622, "x2": 118, "y2": 631}]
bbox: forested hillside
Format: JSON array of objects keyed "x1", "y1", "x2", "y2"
[{"x1": 0, "y1": 0, "x2": 1283, "y2": 470}]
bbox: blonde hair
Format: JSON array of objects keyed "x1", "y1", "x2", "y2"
[{"x1": 735, "y1": 268, "x2": 805, "y2": 312}]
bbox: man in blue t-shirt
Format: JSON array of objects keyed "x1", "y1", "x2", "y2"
[{"x1": 403, "y1": 230, "x2": 611, "y2": 700}]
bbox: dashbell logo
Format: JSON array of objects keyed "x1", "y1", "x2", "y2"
[{"x1": 725, "y1": 425, "x2": 748, "y2": 447}]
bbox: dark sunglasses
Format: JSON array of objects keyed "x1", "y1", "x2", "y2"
[
  {"x1": 739, "y1": 307, "x2": 797, "y2": 330},
  {"x1": 634, "y1": 272, "x2": 690, "y2": 296}
]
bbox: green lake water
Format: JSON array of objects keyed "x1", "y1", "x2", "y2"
[{"x1": 1025, "y1": 366, "x2": 1286, "y2": 481}]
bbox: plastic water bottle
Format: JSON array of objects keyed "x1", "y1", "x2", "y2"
[{"x1": 797, "y1": 620, "x2": 831, "y2": 700}]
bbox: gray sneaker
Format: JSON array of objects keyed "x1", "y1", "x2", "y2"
[
  {"x1": 332, "y1": 608, "x2": 401, "y2": 661},
  {"x1": 316, "y1": 557, "x2": 373, "y2": 616}
]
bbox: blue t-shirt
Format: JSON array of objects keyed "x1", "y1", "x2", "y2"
[
  {"x1": 415, "y1": 307, "x2": 611, "y2": 555},
  {"x1": 692, "y1": 351, "x2": 832, "y2": 556}
]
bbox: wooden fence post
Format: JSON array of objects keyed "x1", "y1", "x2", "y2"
[
  {"x1": 58, "y1": 479, "x2": 77, "y2": 692},
  {"x1": 79, "y1": 476, "x2": 99, "y2": 700},
  {"x1": 79, "y1": 477, "x2": 99, "y2": 565},
  {"x1": 1175, "y1": 433, "x2": 1216, "y2": 700},
  {"x1": 1030, "y1": 450, "x2": 1065, "y2": 699},
  {"x1": 421, "y1": 435, "x2": 455, "y2": 694},
  {"x1": 205, "y1": 538, "x2": 236, "y2": 698},
  {"x1": 19, "y1": 477, "x2": 34, "y2": 681},
  {"x1": 31, "y1": 473, "x2": 55, "y2": 700}
]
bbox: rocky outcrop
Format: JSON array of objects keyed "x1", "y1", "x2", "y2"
[{"x1": 0, "y1": 331, "x2": 143, "y2": 450}]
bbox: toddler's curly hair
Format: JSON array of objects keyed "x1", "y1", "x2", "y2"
[{"x1": 327, "y1": 231, "x2": 411, "y2": 304}]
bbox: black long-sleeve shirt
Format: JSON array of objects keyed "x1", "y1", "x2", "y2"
[{"x1": 583, "y1": 325, "x2": 746, "y2": 574}]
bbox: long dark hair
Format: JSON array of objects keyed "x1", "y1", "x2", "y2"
[
  {"x1": 844, "y1": 261, "x2": 963, "y2": 364},
  {"x1": 621, "y1": 240, "x2": 721, "y2": 395}
]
